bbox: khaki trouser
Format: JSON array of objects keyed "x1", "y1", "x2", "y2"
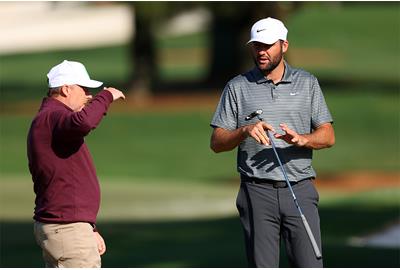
[{"x1": 34, "y1": 221, "x2": 101, "y2": 268}]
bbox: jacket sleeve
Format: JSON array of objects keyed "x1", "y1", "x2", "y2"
[{"x1": 52, "y1": 90, "x2": 114, "y2": 139}]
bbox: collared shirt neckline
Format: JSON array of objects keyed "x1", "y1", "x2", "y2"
[
  {"x1": 40, "y1": 97, "x2": 74, "y2": 112},
  {"x1": 253, "y1": 61, "x2": 293, "y2": 85}
]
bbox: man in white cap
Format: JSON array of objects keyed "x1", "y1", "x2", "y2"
[
  {"x1": 27, "y1": 60, "x2": 125, "y2": 267},
  {"x1": 210, "y1": 18, "x2": 335, "y2": 267}
]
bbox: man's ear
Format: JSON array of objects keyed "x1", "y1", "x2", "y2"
[
  {"x1": 59, "y1": 85, "x2": 69, "y2": 97},
  {"x1": 282, "y1": 40, "x2": 289, "y2": 53}
]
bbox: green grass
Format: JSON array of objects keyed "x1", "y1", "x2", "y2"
[
  {"x1": 1, "y1": 175, "x2": 399, "y2": 267},
  {"x1": 320, "y1": 188, "x2": 400, "y2": 209},
  {"x1": 2, "y1": 216, "x2": 398, "y2": 268},
  {"x1": 0, "y1": 110, "x2": 237, "y2": 182},
  {"x1": 1, "y1": 90, "x2": 398, "y2": 181},
  {"x1": 0, "y1": 46, "x2": 131, "y2": 101},
  {"x1": 313, "y1": 89, "x2": 400, "y2": 173},
  {"x1": 287, "y1": 3, "x2": 400, "y2": 82},
  {"x1": 0, "y1": 175, "x2": 239, "y2": 221}
]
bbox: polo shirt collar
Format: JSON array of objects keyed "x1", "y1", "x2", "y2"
[{"x1": 252, "y1": 61, "x2": 293, "y2": 84}]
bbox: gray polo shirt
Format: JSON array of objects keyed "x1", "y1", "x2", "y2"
[{"x1": 211, "y1": 62, "x2": 333, "y2": 181}]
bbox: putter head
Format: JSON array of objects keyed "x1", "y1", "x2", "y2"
[{"x1": 245, "y1": 109, "x2": 263, "y2": 121}]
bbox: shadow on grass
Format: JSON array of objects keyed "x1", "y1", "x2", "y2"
[{"x1": 1, "y1": 206, "x2": 399, "y2": 267}]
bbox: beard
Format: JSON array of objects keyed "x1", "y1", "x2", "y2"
[{"x1": 253, "y1": 45, "x2": 283, "y2": 74}]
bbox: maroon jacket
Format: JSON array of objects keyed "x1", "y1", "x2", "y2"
[{"x1": 27, "y1": 90, "x2": 113, "y2": 224}]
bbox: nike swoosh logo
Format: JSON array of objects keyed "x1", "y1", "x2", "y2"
[
  {"x1": 256, "y1": 29, "x2": 266, "y2": 33},
  {"x1": 290, "y1": 92, "x2": 298, "y2": 96}
]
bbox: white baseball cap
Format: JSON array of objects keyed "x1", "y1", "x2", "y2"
[
  {"x1": 247, "y1": 17, "x2": 288, "y2": 45},
  {"x1": 47, "y1": 60, "x2": 103, "y2": 88}
]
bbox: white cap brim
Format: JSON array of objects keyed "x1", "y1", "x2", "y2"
[
  {"x1": 48, "y1": 79, "x2": 103, "y2": 88},
  {"x1": 247, "y1": 37, "x2": 280, "y2": 45},
  {"x1": 78, "y1": 79, "x2": 103, "y2": 88}
]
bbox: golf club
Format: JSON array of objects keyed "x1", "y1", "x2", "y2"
[{"x1": 245, "y1": 109, "x2": 322, "y2": 259}]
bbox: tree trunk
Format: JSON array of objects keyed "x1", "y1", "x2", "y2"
[
  {"x1": 127, "y1": 5, "x2": 157, "y2": 102},
  {"x1": 206, "y1": 2, "x2": 288, "y2": 87}
]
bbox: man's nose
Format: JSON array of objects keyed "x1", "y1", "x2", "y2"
[{"x1": 258, "y1": 49, "x2": 268, "y2": 55}]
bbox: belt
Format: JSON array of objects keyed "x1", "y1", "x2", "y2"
[{"x1": 242, "y1": 176, "x2": 312, "y2": 188}]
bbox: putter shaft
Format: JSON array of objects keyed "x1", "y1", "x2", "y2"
[{"x1": 266, "y1": 130, "x2": 322, "y2": 259}]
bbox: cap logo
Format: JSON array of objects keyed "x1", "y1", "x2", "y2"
[{"x1": 256, "y1": 29, "x2": 266, "y2": 33}]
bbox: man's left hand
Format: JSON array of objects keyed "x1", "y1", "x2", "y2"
[{"x1": 274, "y1": 123, "x2": 309, "y2": 147}]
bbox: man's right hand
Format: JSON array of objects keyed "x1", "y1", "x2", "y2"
[
  {"x1": 94, "y1": 231, "x2": 106, "y2": 256},
  {"x1": 243, "y1": 121, "x2": 275, "y2": 145},
  {"x1": 104, "y1": 87, "x2": 126, "y2": 101}
]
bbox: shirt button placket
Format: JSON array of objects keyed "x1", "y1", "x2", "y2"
[{"x1": 271, "y1": 85, "x2": 278, "y2": 101}]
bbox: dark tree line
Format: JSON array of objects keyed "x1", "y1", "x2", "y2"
[{"x1": 127, "y1": 2, "x2": 302, "y2": 97}]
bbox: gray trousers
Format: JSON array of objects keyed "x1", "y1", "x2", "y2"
[{"x1": 236, "y1": 178, "x2": 323, "y2": 267}]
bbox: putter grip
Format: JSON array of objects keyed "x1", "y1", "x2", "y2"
[{"x1": 301, "y1": 214, "x2": 322, "y2": 259}]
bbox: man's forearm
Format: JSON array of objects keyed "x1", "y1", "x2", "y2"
[
  {"x1": 210, "y1": 127, "x2": 247, "y2": 153},
  {"x1": 302, "y1": 123, "x2": 335, "y2": 150}
]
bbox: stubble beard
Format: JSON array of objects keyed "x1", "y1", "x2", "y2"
[{"x1": 254, "y1": 46, "x2": 283, "y2": 74}]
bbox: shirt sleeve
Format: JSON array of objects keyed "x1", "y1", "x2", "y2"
[
  {"x1": 52, "y1": 90, "x2": 114, "y2": 139},
  {"x1": 210, "y1": 83, "x2": 238, "y2": 131},
  {"x1": 310, "y1": 76, "x2": 333, "y2": 128}
]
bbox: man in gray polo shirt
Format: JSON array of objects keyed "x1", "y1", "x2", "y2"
[{"x1": 210, "y1": 17, "x2": 335, "y2": 267}]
